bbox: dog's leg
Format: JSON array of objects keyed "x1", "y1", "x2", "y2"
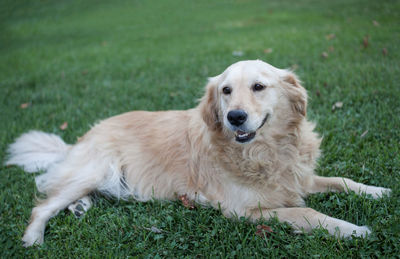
[
  {"x1": 22, "y1": 184, "x2": 95, "y2": 247},
  {"x1": 22, "y1": 160, "x2": 100, "y2": 248},
  {"x1": 310, "y1": 176, "x2": 391, "y2": 199},
  {"x1": 22, "y1": 187, "x2": 93, "y2": 247},
  {"x1": 249, "y1": 207, "x2": 370, "y2": 238},
  {"x1": 67, "y1": 196, "x2": 92, "y2": 218}
]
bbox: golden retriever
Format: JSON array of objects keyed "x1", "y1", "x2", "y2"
[{"x1": 6, "y1": 60, "x2": 390, "y2": 247}]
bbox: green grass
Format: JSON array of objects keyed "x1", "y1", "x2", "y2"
[{"x1": 1, "y1": 0, "x2": 399, "y2": 257}]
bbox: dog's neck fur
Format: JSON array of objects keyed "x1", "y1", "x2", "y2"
[{"x1": 192, "y1": 108, "x2": 309, "y2": 185}]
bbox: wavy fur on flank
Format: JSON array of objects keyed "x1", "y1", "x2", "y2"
[{"x1": 6, "y1": 60, "x2": 391, "y2": 247}]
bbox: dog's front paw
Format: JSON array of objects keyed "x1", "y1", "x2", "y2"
[
  {"x1": 363, "y1": 186, "x2": 391, "y2": 199},
  {"x1": 330, "y1": 219, "x2": 372, "y2": 239},
  {"x1": 352, "y1": 225, "x2": 372, "y2": 238},
  {"x1": 338, "y1": 225, "x2": 371, "y2": 239}
]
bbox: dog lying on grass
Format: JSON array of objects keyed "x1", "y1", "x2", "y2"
[{"x1": 6, "y1": 60, "x2": 391, "y2": 247}]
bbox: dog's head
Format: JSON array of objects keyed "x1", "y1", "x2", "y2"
[{"x1": 200, "y1": 60, "x2": 307, "y2": 144}]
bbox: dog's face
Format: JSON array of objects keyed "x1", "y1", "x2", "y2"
[{"x1": 201, "y1": 60, "x2": 307, "y2": 144}]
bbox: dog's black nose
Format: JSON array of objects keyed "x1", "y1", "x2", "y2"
[{"x1": 227, "y1": 110, "x2": 248, "y2": 126}]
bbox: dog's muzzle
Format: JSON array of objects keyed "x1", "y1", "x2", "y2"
[{"x1": 233, "y1": 113, "x2": 269, "y2": 143}]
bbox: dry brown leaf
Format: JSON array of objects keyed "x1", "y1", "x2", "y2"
[
  {"x1": 263, "y1": 48, "x2": 273, "y2": 54},
  {"x1": 328, "y1": 46, "x2": 335, "y2": 52},
  {"x1": 325, "y1": 34, "x2": 336, "y2": 40},
  {"x1": 360, "y1": 130, "x2": 368, "y2": 138},
  {"x1": 362, "y1": 35, "x2": 369, "y2": 48},
  {"x1": 81, "y1": 70, "x2": 88, "y2": 75},
  {"x1": 20, "y1": 103, "x2": 30, "y2": 109},
  {"x1": 316, "y1": 90, "x2": 321, "y2": 97},
  {"x1": 178, "y1": 194, "x2": 195, "y2": 210},
  {"x1": 255, "y1": 224, "x2": 273, "y2": 237},
  {"x1": 382, "y1": 48, "x2": 388, "y2": 56},
  {"x1": 372, "y1": 20, "x2": 379, "y2": 26},
  {"x1": 321, "y1": 52, "x2": 329, "y2": 59},
  {"x1": 60, "y1": 122, "x2": 68, "y2": 130}
]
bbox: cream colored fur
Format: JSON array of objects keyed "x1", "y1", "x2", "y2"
[{"x1": 6, "y1": 60, "x2": 390, "y2": 247}]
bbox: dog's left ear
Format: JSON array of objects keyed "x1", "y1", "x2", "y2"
[
  {"x1": 283, "y1": 71, "x2": 307, "y2": 117},
  {"x1": 199, "y1": 76, "x2": 221, "y2": 131}
]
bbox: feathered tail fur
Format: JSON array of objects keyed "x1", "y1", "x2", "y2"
[
  {"x1": 5, "y1": 131, "x2": 70, "y2": 173},
  {"x1": 6, "y1": 130, "x2": 130, "y2": 198}
]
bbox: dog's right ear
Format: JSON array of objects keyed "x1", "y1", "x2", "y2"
[{"x1": 199, "y1": 76, "x2": 221, "y2": 131}]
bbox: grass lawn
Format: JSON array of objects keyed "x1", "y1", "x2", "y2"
[{"x1": 1, "y1": 0, "x2": 399, "y2": 257}]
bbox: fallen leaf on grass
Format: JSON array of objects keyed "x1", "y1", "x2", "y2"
[
  {"x1": 315, "y1": 90, "x2": 321, "y2": 97},
  {"x1": 382, "y1": 48, "x2": 388, "y2": 56},
  {"x1": 263, "y1": 48, "x2": 273, "y2": 54},
  {"x1": 362, "y1": 35, "x2": 369, "y2": 48},
  {"x1": 328, "y1": 46, "x2": 335, "y2": 52},
  {"x1": 178, "y1": 194, "x2": 195, "y2": 210},
  {"x1": 360, "y1": 130, "x2": 368, "y2": 138},
  {"x1": 325, "y1": 34, "x2": 336, "y2": 40},
  {"x1": 20, "y1": 103, "x2": 30, "y2": 109},
  {"x1": 372, "y1": 20, "x2": 379, "y2": 26},
  {"x1": 321, "y1": 52, "x2": 329, "y2": 59},
  {"x1": 332, "y1": 101, "x2": 343, "y2": 111},
  {"x1": 255, "y1": 225, "x2": 273, "y2": 237},
  {"x1": 60, "y1": 122, "x2": 68, "y2": 130}
]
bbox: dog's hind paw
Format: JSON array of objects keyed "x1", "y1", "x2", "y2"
[
  {"x1": 22, "y1": 230, "x2": 44, "y2": 247},
  {"x1": 67, "y1": 196, "x2": 92, "y2": 218}
]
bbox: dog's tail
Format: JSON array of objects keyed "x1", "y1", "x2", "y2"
[{"x1": 5, "y1": 131, "x2": 71, "y2": 173}]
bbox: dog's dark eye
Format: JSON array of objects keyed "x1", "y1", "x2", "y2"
[
  {"x1": 222, "y1": 86, "x2": 232, "y2": 95},
  {"x1": 253, "y1": 83, "x2": 265, "y2": 91}
]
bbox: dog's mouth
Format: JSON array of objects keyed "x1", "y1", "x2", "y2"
[
  {"x1": 235, "y1": 130, "x2": 256, "y2": 143},
  {"x1": 234, "y1": 114, "x2": 269, "y2": 143}
]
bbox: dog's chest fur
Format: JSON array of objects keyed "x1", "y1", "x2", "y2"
[{"x1": 201, "y1": 125, "x2": 320, "y2": 211}]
